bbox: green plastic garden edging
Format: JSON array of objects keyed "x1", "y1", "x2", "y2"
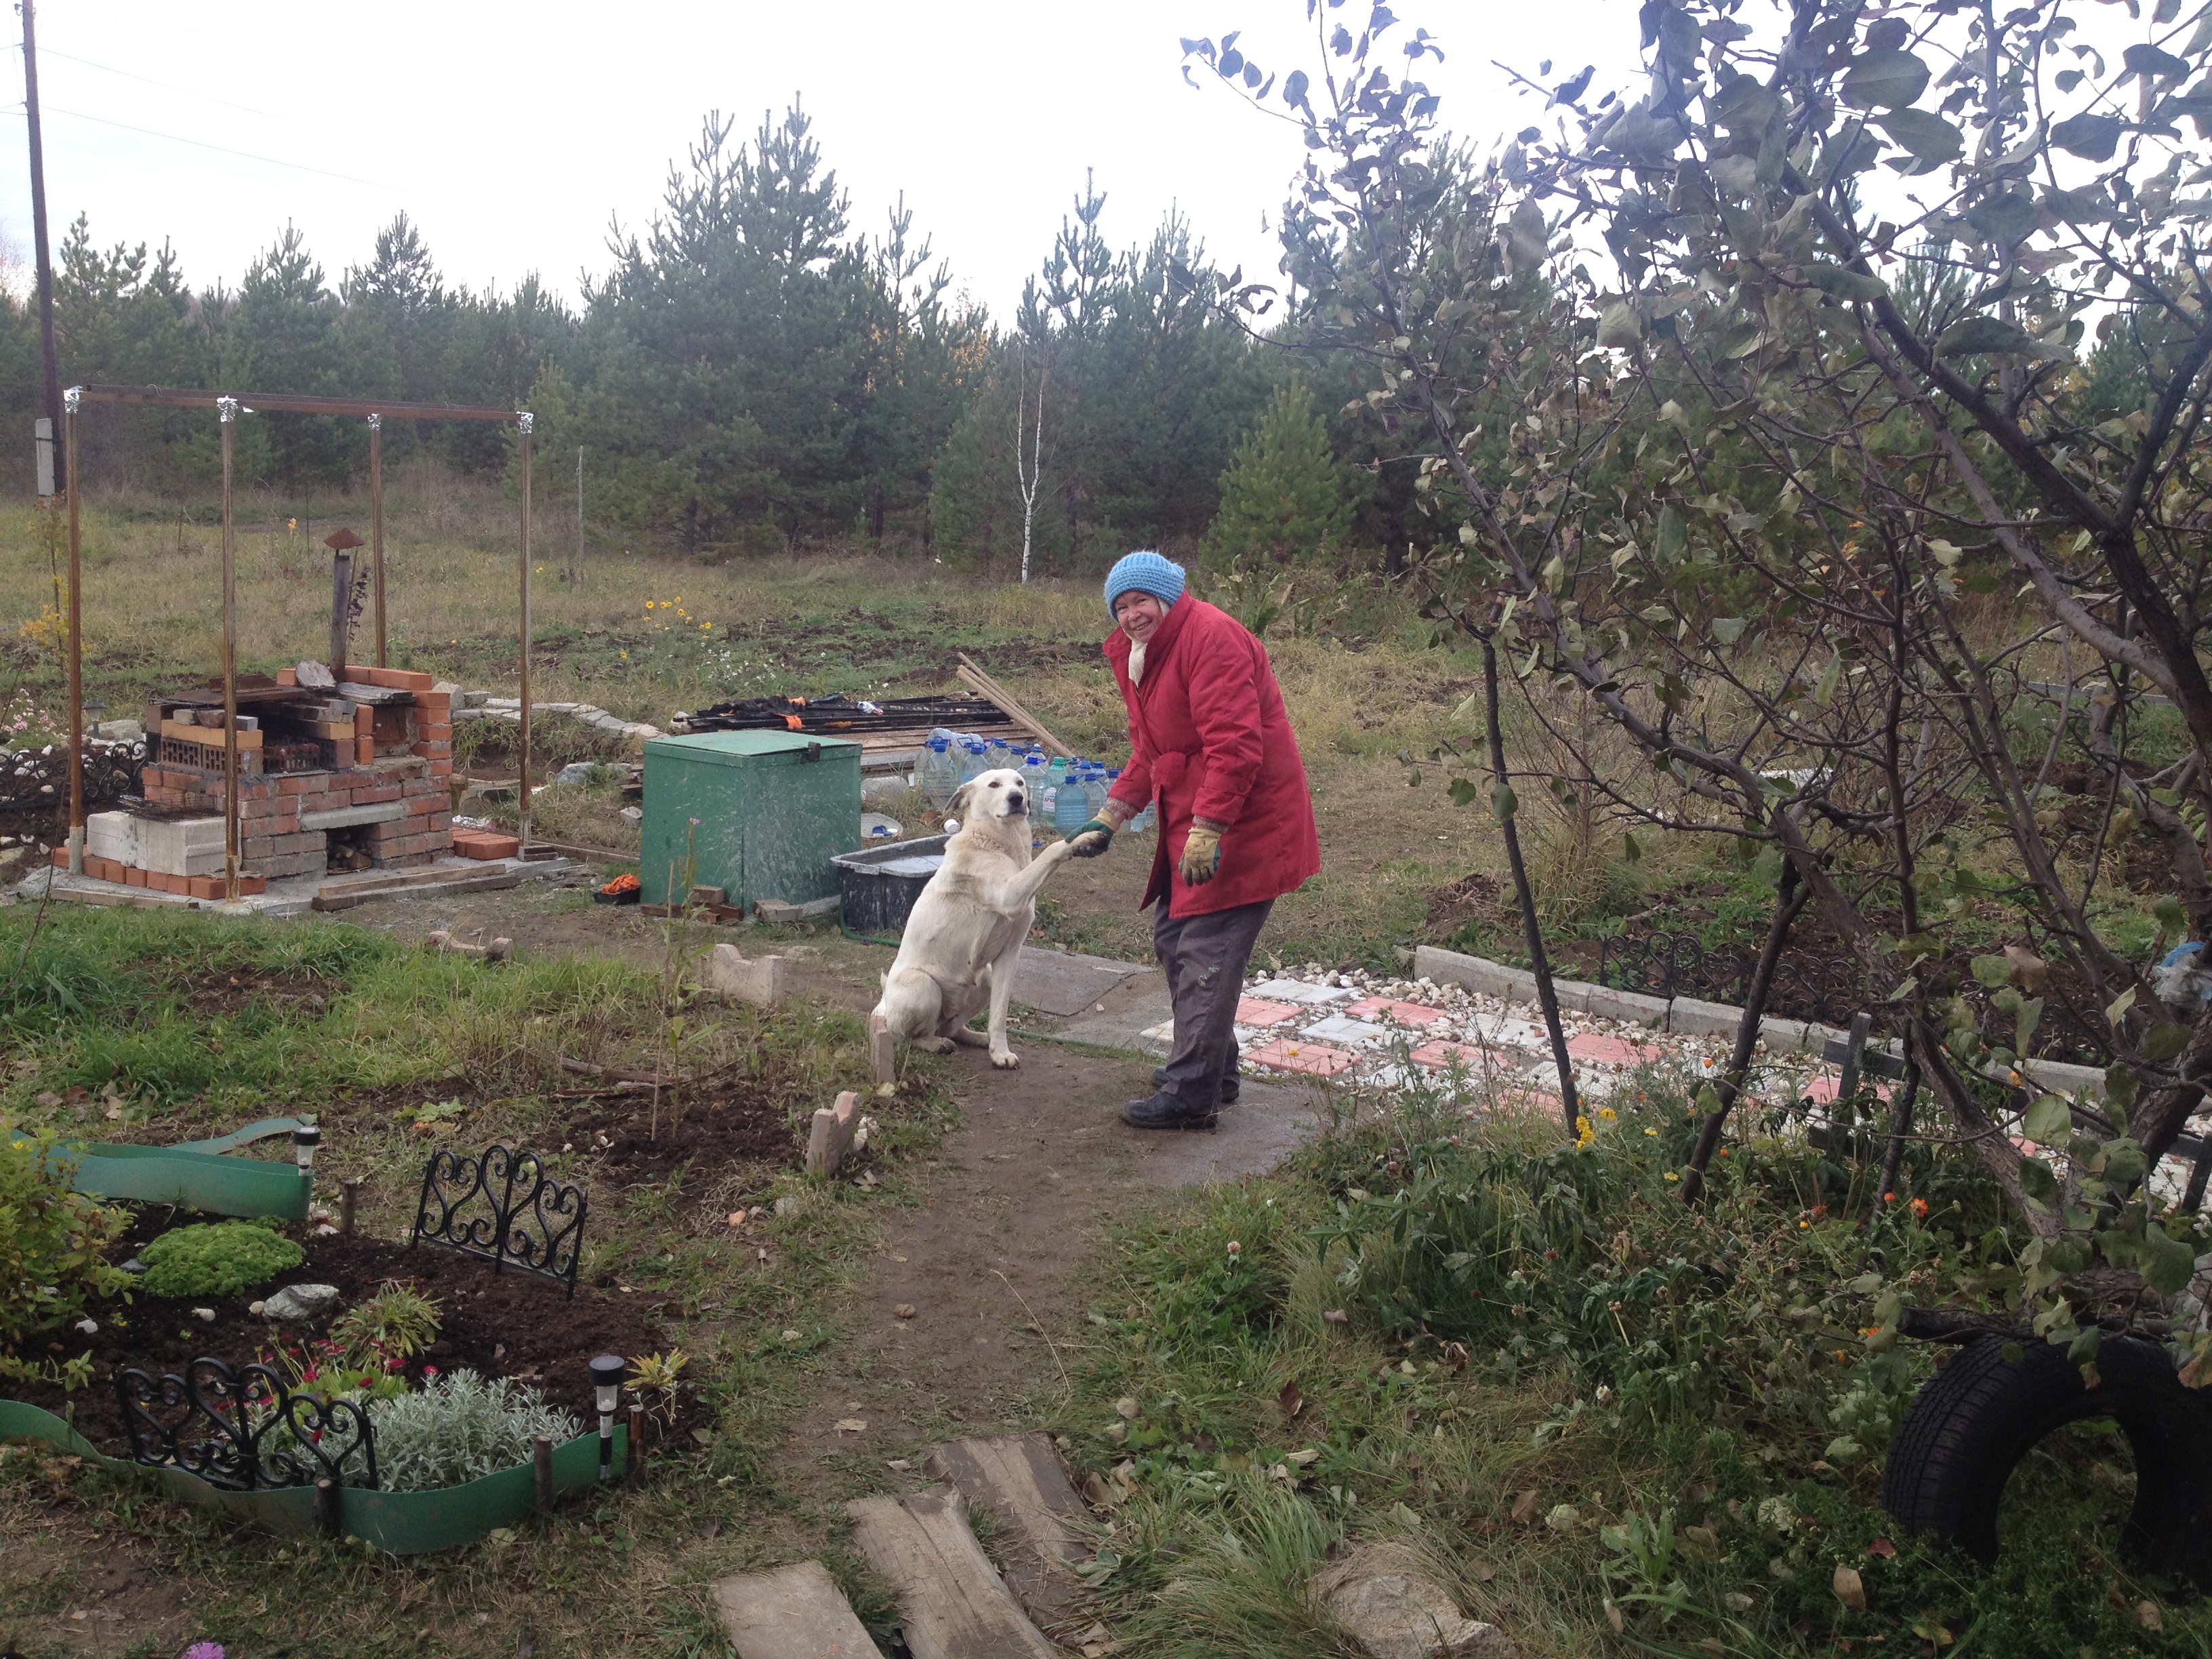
[
  {"x1": 0, "y1": 1399, "x2": 629, "y2": 1553},
  {"x1": 17, "y1": 1115, "x2": 317, "y2": 1220}
]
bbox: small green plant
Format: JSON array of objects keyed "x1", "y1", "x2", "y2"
[
  {"x1": 329, "y1": 1280, "x2": 442, "y2": 1368},
  {"x1": 0, "y1": 1349, "x2": 95, "y2": 1393},
  {"x1": 138, "y1": 1221, "x2": 305, "y2": 1299},
  {"x1": 626, "y1": 1349, "x2": 689, "y2": 1429},
  {"x1": 367, "y1": 1370, "x2": 581, "y2": 1492},
  {"x1": 0, "y1": 1117, "x2": 131, "y2": 1347}
]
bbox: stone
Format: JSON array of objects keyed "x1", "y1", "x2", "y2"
[
  {"x1": 1412, "y1": 946, "x2": 1538, "y2": 1005},
  {"x1": 1315, "y1": 1542, "x2": 1515, "y2": 1659},
  {"x1": 1579, "y1": 984, "x2": 1670, "y2": 1027},
  {"x1": 1668, "y1": 996, "x2": 1744, "y2": 1037},
  {"x1": 705, "y1": 943, "x2": 787, "y2": 1007},
  {"x1": 261, "y1": 1283, "x2": 341, "y2": 1322},
  {"x1": 295, "y1": 659, "x2": 336, "y2": 689}
]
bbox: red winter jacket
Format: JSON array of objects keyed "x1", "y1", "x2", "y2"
[{"x1": 1103, "y1": 594, "x2": 1322, "y2": 918}]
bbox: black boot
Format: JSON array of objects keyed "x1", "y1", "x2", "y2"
[{"x1": 1122, "y1": 1090, "x2": 1218, "y2": 1131}]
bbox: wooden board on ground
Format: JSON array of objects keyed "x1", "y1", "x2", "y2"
[
  {"x1": 311, "y1": 870, "x2": 520, "y2": 911},
  {"x1": 846, "y1": 1488, "x2": 1058, "y2": 1659},
  {"x1": 956, "y1": 654, "x2": 1071, "y2": 758},
  {"x1": 711, "y1": 1559, "x2": 883, "y2": 1659},
  {"x1": 923, "y1": 1434, "x2": 1092, "y2": 1635}
]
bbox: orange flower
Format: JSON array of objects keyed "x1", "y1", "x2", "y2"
[{"x1": 1910, "y1": 1197, "x2": 1929, "y2": 1218}]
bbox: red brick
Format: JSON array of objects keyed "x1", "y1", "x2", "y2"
[
  {"x1": 405, "y1": 794, "x2": 441, "y2": 819},
  {"x1": 402, "y1": 776, "x2": 443, "y2": 797},
  {"x1": 428, "y1": 759, "x2": 453, "y2": 779},
  {"x1": 278, "y1": 774, "x2": 312, "y2": 796},
  {"x1": 161, "y1": 872, "x2": 188, "y2": 894},
  {"x1": 232, "y1": 874, "x2": 268, "y2": 896},
  {"x1": 352, "y1": 783, "x2": 402, "y2": 804},
  {"x1": 411, "y1": 741, "x2": 453, "y2": 760},
  {"x1": 242, "y1": 838, "x2": 276, "y2": 861},
  {"x1": 415, "y1": 691, "x2": 452, "y2": 713},
  {"x1": 275, "y1": 667, "x2": 298, "y2": 686},
  {"x1": 453, "y1": 830, "x2": 520, "y2": 860},
  {"x1": 356, "y1": 737, "x2": 375, "y2": 766},
  {"x1": 188, "y1": 876, "x2": 223, "y2": 899},
  {"x1": 89, "y1": 856, "x2": 121, "y2": 884},
  {"x1": 52, "y1": 846, "x2": 68, "y2": 869},
  {"x1": 274, "y1": 832, "x2": 324, "y2": 855},
  {"x1": 426, "y1": 812, "x2": 451, "y2": 833},
  {"x1": 124, "y1": 865, "x2": 147, "y2": 886},
  {"x1": 353, "y1": 705, "x2": 374, "y2": 737},
  {"x1": 368, "y1": 667, "x2": 434, "y2": 692},
  {"x1": 417, "y1": 721, "x2": 453, "y2": 741}
]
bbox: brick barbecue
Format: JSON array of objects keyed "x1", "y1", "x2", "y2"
[{"x1": 69, "y1": 664, "x2": 456, "y2": 897}]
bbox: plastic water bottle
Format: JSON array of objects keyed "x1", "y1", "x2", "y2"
[
  {"x1": 921, "y1": 738, "x2": 952, "y2": 806},
  {"x1": 961, "y1": 741, "x2": 987, "y2": 783},
  {"x1": 1039, "y1": 783, "x2": 1056, "y2": 825},
  {"x1": 1055, "y1": 775, "x2": 1091, "y2": 836},
  {"x1": 1022, "y1": 753, "x2": 1048, "y2": 808},
  {"x1": 1084, "y1": 766, "x2": 1109, "y2": 819}
]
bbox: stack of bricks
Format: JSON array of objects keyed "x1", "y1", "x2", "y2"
[{"x1": 129, "y1": 667, "x2": 456, "y2": 886}]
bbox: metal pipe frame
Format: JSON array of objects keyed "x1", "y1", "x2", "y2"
[{"x1": 57, "y1": 384, "x2": 533, "y2": 899}]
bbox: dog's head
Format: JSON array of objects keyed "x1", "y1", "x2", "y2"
[{"x1": 947, "y1": 766, "x2": 1030, "y2": 830}]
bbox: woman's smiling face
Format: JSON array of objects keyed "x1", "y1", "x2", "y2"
[{"x1": 1114, "y1": 590, "x2": 1168, "y2": 644}]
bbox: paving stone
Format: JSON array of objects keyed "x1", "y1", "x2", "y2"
[
  {"x1": 1300, "y1": 1014, "x2": 1392, "y2": 1047},
  {"x1": 1246, "y1": 978, "x2": 1353, "y2": 1004},
  {"x1": 1235, "y1": 996, "x2": 1302, "y2": 1026},
  {"x1": 1565, "y1": 1033, "x2": 1666, "y2": 1067},
  {"x1": 1410, "y1": 1040, "x2": 1492, "y2": 1071},
  {"x1": 1246, "y1": 1038, "x2": 1357, "y2": 1076},
  {"x1": 1345, "y1": 997, "x2": 1447, "y2": 1027}
]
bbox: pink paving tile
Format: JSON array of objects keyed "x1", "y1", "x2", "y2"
[
  {"x1": 1345, "y1": 997, "x2": 1447, "y2": 1026},
  {"x1": 1410, "y1": 1040, "x2": 1492, "y2": 1070},
  {"x1": 1801, "y1": 1073, "x2": 1891, "y2": 1105},
  {"x1": 1235, "y1": 997, "x2": 1303, "y2": 1027},
  {"x1": 1566, "y1": 1033, "x2": 1666, "y2": 1066},
  {"x1": 1246, "y1": 1038, "x2": 1358, "y2": 1076}
]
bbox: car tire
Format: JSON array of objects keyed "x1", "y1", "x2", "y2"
[{"x1": 1882, "y1": 1333, "x2": 2212, "y2": 1588}]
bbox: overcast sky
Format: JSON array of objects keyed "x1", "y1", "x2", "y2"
[{"x1": 0, "y1": 0, "x2": 1641, "y2": 323}]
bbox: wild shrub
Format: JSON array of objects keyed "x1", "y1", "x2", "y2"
[
  {"x1": 368, "y1": 1370, "x2": 581, "y2": 1492},
  {"x1": 0, "y1": 1119, "x2": 130, "y2": 1348},
  {"x1": 138, "y1": 1219, "x2": 305, "y2": 1299},
  {"x1": 329, "y1": 1281, "x2": 441, "y2": 1369}
]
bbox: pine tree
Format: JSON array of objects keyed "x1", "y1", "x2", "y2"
[{"x1": 1203, "y1": 379, "x2": 1349, "y2": 565}]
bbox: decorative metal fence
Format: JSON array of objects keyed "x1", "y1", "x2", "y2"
[
  {"x1": 115, "y1": 1355, "x2": 376, "y2": 1490},
  {"x1": 1, "y1": 738, "x2": 142, "y2": 814},
  {"x1": 411, "y1": 1144, "x2": 588, "y2": 1295}
]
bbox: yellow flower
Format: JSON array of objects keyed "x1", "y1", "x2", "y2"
[
  {"x1": 1662, "y1": 1172, "x2": 1679, "y2": 1182},
  {"x1": 287, "y1": 517, "x2": 297, "y2": 531},
  {"x1": 1599, "y1": 1107, "x2": 1616, "y2": 1120}
]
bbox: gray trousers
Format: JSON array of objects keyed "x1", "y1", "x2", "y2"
[{"x1": 1152, "y1": 897, "x2": 1274, "y2": 1107}]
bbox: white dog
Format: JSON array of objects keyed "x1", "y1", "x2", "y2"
[{"x1": 872, "y1": 766, "x2": 1084, "y2": 1069}]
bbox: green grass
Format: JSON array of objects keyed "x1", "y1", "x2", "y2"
[
  {"x1": 0, "y1": 901, "x2": 962, "y2": 1659},
  {"x1": 1047, "y1": 1069, "x2": 2212, "y2": 1658}
]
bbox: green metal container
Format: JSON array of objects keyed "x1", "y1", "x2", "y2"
[{"x1": 639, "y1": 731, "x2": 862, "y2": 907}]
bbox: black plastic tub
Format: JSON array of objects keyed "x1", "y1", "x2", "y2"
[{"x1": 834, "y1": 834, "x2": 947, "y2": 937}]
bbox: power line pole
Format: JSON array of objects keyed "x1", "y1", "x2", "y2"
[{"x1": 22, "y1": 0, "x2": 64, "y2": 486}]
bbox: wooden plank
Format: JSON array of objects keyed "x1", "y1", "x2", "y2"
[
  {"x1": 712, "y1": 1560, "x2": 883, "y2": 1659},
  {"x1": 311, "y1": 872, "x2": 520, "y2": 912},
  {"x1": 846, "y1": 1488, "x2": 1059, "y2": 1659},
  {"x1": 955, "y1": 656, "x2": 1072, "y2": 758},
  {"x1": 923, "y1": 1434, "x2": 1091, "y2": 1635}
]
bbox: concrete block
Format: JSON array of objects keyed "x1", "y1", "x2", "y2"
[
  {"x1": 1582, "y1": 983, "x2": 1671, "y2": 1027},
  {"x1": 1413, "y1": 945, "x2": 1538, "y2": 1003},
  {"x1": 1759, "y1": 1015, "x2": 1814, "y2": 1054},
  {"x1": 1548, "y1": 977, "x2": 1598, "y2": 1015},
  {"x1": 299, "y1": 800, "x2": 407, "y2": 832},
  {"x1": 705, "y1": 941, "x2": 787, "y2": 1007},
  {"x1": 2024, "y1": 1057, "x2": 2106, "y2": 1098},
  {"x1": 1669, "y1": 996, "x2": 1744, "y2": 1037},
  {"x1": 869, "y1": 1012, "x2": 895, "y2": 1088}
]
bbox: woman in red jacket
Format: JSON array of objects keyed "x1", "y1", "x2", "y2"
[{"x1": 1069, "y1": 551, "x2": 1322, "y2": 1128}]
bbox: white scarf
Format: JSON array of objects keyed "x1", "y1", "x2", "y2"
[{"x1": 1127, "y1": 639, "x2": 1147, "y2": 686}]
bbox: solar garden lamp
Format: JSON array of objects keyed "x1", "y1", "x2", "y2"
[
  {"x1": 293, "y1": 1125, "x2": 321, "y2": 1191},
  {"x1": 590, "y1": 1355, "x2": 625, "y2": 1478}
]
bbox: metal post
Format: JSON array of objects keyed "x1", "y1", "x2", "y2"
[
  {"x1": 219, "y1": 397, "x2": 239, "y2": 901},
  {"x1": 518, "y1": 412, "x2": 533, "y2": 848},
  {"x1": 369, "y1": 413, "x2": 386, "y2": 668},
  {"x1": 22, "y1": 0, "x2": 63, "y2": 488},
  {"x1": 63, "y1": 386, "x2": 80, "y2": 874}
]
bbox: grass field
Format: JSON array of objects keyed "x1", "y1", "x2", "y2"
[{"x1": 1, "y1": 472, "x2": 1508, "y2": 969}]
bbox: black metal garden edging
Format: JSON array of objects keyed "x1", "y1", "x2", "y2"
[
  {"x1": 115, "y1": 1355, "x2": 376, "y2": 1491},
  {"x1": 411, "y1": 1144, "x2": 588, "y2": 1296},
  {"x1": 1594, "y1": 929, "x2": 1871, "y2": 1029}
]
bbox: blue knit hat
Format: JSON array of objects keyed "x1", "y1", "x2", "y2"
[{"x1": 1105, "y1": 550, "x2": 1186, "y2": 617}]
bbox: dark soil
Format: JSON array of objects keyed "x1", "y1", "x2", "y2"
[
  {"x1": 169, "y1": 965, "x2": 344, "y2": 1022},
  {"x1": 558, "y1": 1076, "x2": 799, "y2": 1180},
  {"x1": 5, "y1": 1214, "x2": 691, "y2": 1458}
]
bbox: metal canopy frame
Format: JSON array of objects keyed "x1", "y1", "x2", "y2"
[{"x1": 62, "y1": 383, "x2": 539, "y2": 901}]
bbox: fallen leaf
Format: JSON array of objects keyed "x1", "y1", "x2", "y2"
[
  {"x1": 1605, "y1": 1597, "x2": 1625, "y2": 1633},
  {"x1": 1115, "y1": 1396, "x2": 1139, "y2": 1420},
  {"x1": 1322, "y1": 1309, "x2": 1349, "y2": 1326},
  {"x1": 725, "y1": 1210, "x2": 746, "y2": 1227},
  {"x1": 1278, "y1": 1380, "x2": 1305, "y2": 1420},
  {"x1": 1509, "y1": 1488, "x2": 1541, "y2": 1524},
  {"x1": 834, "y1": 1418, "x2": 867, "y2": 1435},
  {"x1": 2139, "y1": 1601, "x2": 2165, "y2": 1633},
  {"x1": 893, "y1": 1303, "x2": 916, "y2": 1319},
  {"x1": 1284, "y1": 1448, "x2": 1321, "y2": 1467},
  {"x1": 886, "y1": 1458, "x2": 912, "y2": 1472},
  {"x1": 1866, "y1": 1536, "x2": 1897, "y2": 1558},
  {"x1": 1832, "y1": 1564, "x2": 1865, "y2": 1609},
  {"x1": 33, "y1": 1091, "x2": 60, "y2": 1109}
]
